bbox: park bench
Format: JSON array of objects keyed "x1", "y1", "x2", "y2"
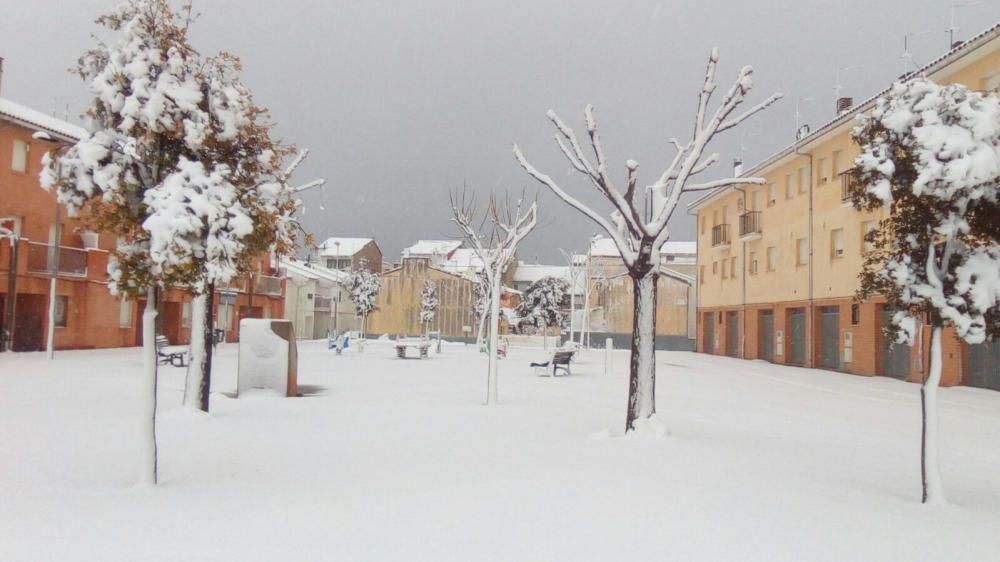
[
  {"x1": 530, "y1": 349, "x2": 576, "y2": 377},
  {"x1": 155, "y1": 335, "x2": 189, "y2": 367},
  {"x1": 395, "y1": 338, "x2": 430, "y2": 359}
]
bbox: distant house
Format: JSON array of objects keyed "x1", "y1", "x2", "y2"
[
  {"x1": 280, "y1": 258, "x2": 354, "y2": 339},
  {"x1": 317, "y1": 237, "x2": 382, "y2": 273},
  {"x1": 401, "y1": 240, "x2": 464, "y2": 269}
]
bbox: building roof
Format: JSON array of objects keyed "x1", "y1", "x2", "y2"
[
  {"x1": 280, "y1": 258, "x2": 350, "y2": 284},
  {"x1": 688, "y1": 20, "x2": 1000, "y2": 212},
  {"x1": 589, "y1": 237, "x2": 697, "y2": 258},
  {"x1": 437, "y1": 248, "x2": 485, "y2": 277},
  {"x1": 403, "y1": 239, "x2": 463, "y2": 258},
  {"x1": 318, "y1": 237, "x2": 374, "y2": 257},
  {"x1": 0, "y1": 97, "x2": 86, "y2": 142}
]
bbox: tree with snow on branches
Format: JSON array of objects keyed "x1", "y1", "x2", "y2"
[
  {"x1": 420, "y1": 279, "x2": 439, "y2": 334},
  {"x1": 350, "y1": 268, "x2": 381, "y2": 347},
  {"x1": 851, "y1": 77, "x2": 1000, "y2": 505},
  {"x1": 514, "y1": 49, "x2": 781, "y2": 432},
  {"x1": 516, "y1": 276, "x2": 569, "y2": 349}
]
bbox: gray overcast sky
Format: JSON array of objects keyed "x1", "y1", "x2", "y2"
[{"x1": 3, "y1": 0, "x2": 998, "y2": 263}]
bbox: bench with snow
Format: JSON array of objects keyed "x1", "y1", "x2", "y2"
[
  {"x1": 155, "y1": 335, "x2": 189, "y2": 367},
  {"x1": 395, "y1": 338, "x2": 430, "y2": 359},
  {"x1": 531, "y1": 349, "x2": 576, "y2": 377}
]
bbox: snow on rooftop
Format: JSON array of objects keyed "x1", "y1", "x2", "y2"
[
  {"x1": 513, "y1": 263, "x2": 585, "y2": 295},
  {"x1": 280, "y1": 258, "x2": 350, "y2": 284},
  {"x1": 589, "y1": 238, "x2": 696, "y2": 258},
  {"x1": 0, "y1": 97, "x2": 86, "y2": 141},
  {"x1": 403, "y1": 240, "x2": 463, "y2": 258},
  {"x1": 437, "y1": 248, "x2": 485, "y2": 277},
  {"x1": 318, "y1": 237, "x2": 373, "y2": 257}
]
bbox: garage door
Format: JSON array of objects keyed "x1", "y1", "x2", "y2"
[
  {"x1": 703, "y1": 312, "x2": 714, "y2": 354},
  {"x1": 819, "y1": 306, "x2": 840, "y2": 370},
  {"x1": 788, "y1": 308, "x2": 806, "y2": 365},
  {"x1": 881, "y1": 308, "x2": 911, "y2": 380},
  {"x1": 759, "y1": 310, "x2": 774, "y2": 362},
  {"x1": 726, "y1": 311, "x2": 739, "y2": 358},
  {"x1": 968, "y1": 340, "x2": 1000, "y2": 390}
]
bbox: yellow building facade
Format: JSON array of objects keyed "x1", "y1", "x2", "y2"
[{"x1": 690, "y1": 25, "x2": 1000, "y2": 389}]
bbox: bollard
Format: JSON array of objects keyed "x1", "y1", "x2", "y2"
[{"x1": 605, "y1": 337, "x2": 613, "y2": 376}]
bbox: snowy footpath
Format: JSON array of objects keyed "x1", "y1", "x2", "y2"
[{"x1": 1, "y1": 340, "x2": 999, "y2": 561}]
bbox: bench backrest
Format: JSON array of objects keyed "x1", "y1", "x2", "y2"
[
  {"x1": 155, "y1": 335, "x2": 169, "y2": 350},
  {"x1": 552, "y1": 350, "x2": 575, "y2": 364}
]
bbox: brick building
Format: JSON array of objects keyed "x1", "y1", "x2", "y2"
[{"x1": 688, "y1": 24, "x2": 1000, "y2": 390}]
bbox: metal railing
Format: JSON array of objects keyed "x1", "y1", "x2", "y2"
[
  {"x1": 314, "y1": 295, "x2": 332, "y2": 310},
  {"x1": 26, "y1": 242, "x2": 88, "y2": 276},
  {"x1": 218, "y1": 277, "x2": 247, "y2": 293},
  {"x1": 711, "y1": 224, "x2": 731, "y2": 247},
  {"x1": 841, "y1": 168, "x2": 862, "y2": 203},
  {"x1": 254, "y1": 274, "x2": 282, "y2": 296},
  {"x1": 739, "y1": 211, "x2": 761, "y2": 238}
]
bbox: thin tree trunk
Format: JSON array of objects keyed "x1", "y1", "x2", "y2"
[
  {"x1": 199, "y1": 284, "x2": 215, "y2": 412},
  {"x1": 183, "y1": 293, "x2": 207, "y2": 409},
  {"x1": 141, "y1": 286, "x2": 159, "y2": 485},
  {"x1": 487, "y1": 273, "x2": 501, "y2": 405},
  {"x1": 922, "y1": 325, "x2": 945, "y2": 504},
  {"x1": 625, "y1": 267, "x2": 658, "y2": 432}
]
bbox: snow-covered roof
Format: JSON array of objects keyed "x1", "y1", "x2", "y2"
[
  {"x1": 403, "y1": 240, "x2": 462, "y2": 258},
  {"x1": 0, "y1": 97, "x2": 86, "y2": 142},
  {"x1": 513, "y1": 263, "x2": 586, "y2": 296},
  {"x1": 280, "y1": 258, "x2": 350, "y2": 284},
  {"x1": 437, "y1": 248, "x2": 485, "y2": 277},
  {"x1": 318, "y1": 237, "x2": 374, "y2": 257},
  {"x1": 688, "y1": 20, "x2": 1000, "y2": 212},
  {"x1": 589, "y1": 237, "x2": 696, "y2": 258}
]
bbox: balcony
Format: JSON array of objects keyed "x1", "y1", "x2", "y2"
[
  {"x1": 218, "y1": 277, "x2": 246, "y2": 293},
  {"x1": 254, "y1": 274, "x2": 282, "y2": 296},
  {"x1": 739, "y1": 211, "x2": 762, "y2": 240},
  {"x1": 26, "y1": 242, "x2": 87, "y2": 277},
  {"x1": 841, "y1": 168, "x2": 862, "y2": 206},
  {"x1": 711, "y1": 223, "x2": 731, "y2": 248},
  {"x1": 314, "y1": 295, "x2": 332, "y2": 310}
]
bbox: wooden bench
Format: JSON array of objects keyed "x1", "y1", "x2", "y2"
[
  {"x1": 395, "y1": 339, "x2": 430, "y2": 359},
  {"x1": 531, "y1": 349, "x2": 575, "y2": 377},
  {"x1": 155, "y1": 335, "x2": 189, "y2": 367}
]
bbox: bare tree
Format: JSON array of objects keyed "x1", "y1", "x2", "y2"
[
  {"x1": 451, "y1": 189, "x2": 537, "y2": 405},
  {"x1": 513, "y1": 49, "x2": 781, "y2": 431}
]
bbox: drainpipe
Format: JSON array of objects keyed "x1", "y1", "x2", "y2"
[
  {"x1": 734, "y1": 183, "x2": 748, "y2": 360},
  {"x1": 795, "y1": 141, "x2": 815, "y2": 368},
  {"x1": 685, "y1": 206, "x2": 701, "y2": 350}
]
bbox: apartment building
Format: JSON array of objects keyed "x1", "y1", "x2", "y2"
[
  {"x1": 280, "y1": 258, "x2": 354, "y2": 339},
  {"x1": 689, "y1": 24, "x2": 1000, "y2": 390},
  {"x1": 317, "y1": 237, "x2": 382, "y2": 273},
  {"x1": 366, "y1": 256, "x2": 477, "y2": 339},
  {"x1": 0, "y1": 95, "x2": 284, "y2": 351}
]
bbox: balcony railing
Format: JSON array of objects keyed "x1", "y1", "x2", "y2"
[
  {"x1": 26, "y1": 242, "x2": 88, "y2": 276},
  {"x1": 841, "y1": 168, "x2": 862, "y2": 203},
  {"x1": 254, "y1": 274, "x2": 282, "y2": 296},
  {"x1": 739, "y1": 211, "x2": 761, "y2": 239},
  {"x1": 218, "y1": 277, "x2": 246, "y2": 293},
  {"x1": 711, "y1": 223, "x2": 731, "y2": 247},
  {"x1": 314, "y1": 295, "x2": 332, "y2": 310}
]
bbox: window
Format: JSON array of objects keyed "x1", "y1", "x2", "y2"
[
  {"x1": 119, "y1": 298, "x2": 132, "y2": 328},
  {"x1": 798, "y1": 167, "x2": 808, "y2": 194},
  {"x1": 817, "y1": 157, "x2": 828, "y2": 185},
  {"x1": 767, "y1": 184, "x2": 777, "y2": 206},
  {"x1": 54, "y1": 296, "x2": 68, "y2": 327},
  {"x1": 700, "y1": 217, "x2": 706, "y2": 235},
  {"x1": 796, "y1": 238, "x2": 809, "y2": 266},
  {"x1": 832, "y1": 150, "x2": 843, "y2": 176},
  {"x1": 751, "y1": 190, "x2": 762, "y2": 211},
  {"x1": 861, "y1": 220, "x2": 876, "y2": 252},
  {"x1": 766, "y1": 246, "x2": 777, "y2": 271},
  {"x1": 11, "y1": 140, "x2": 28, "y2": 173},
  {"x1": 218, "y1": 302, "x2": 233, "y2": 331},
  {"x1": 700, "y1": 265, "x2": 705, "y2": 284},
  {"x1": 851, "y1": 303, "x2": 860, "y2": 325},
  {"x1": 721, "y1": 259, "x2": 728, "y2": 278},
  {"x1": 749, "y1": 251, "x2": 758, "y2": 274},
  {"x1": 712, "y1": 261, "x2": 718, "y2": 274},
  {"x1": 785, "y1": 174, "x2": 795, "y2": 199},
  {"x1": 830, "y1": 228, "x2": 845, "y2": 258},
  {"x1": 712, "y1": 210, "x2": 719, "y2": 226},
  {"x1": 182, "y1": 302, "x2": 191, "y2": 328},
  {"x1": 730, "y1": 257, "x2": 737, "y2": 278}
]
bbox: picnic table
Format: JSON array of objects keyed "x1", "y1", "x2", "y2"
[{"x1": 395, "y1": 338, "x2": 430, "y2": 359}]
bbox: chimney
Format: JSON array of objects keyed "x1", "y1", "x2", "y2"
[
  {"x1": 796, "y1": 124, "x2": 811, "y2": 140},
  {"x1": 733, "y1": 157, "x2": 744, "y2": 177},
  {"x1": 836, "y1": 97, "x2": 853, "y2": 115}
]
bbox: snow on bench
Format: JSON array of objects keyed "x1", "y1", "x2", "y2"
[
  {"x1": 395, "y1": 338, "x2": 430, "y2": 359},
  {"x1": 155, "y1": 335, "x2": 189, "y2": 367}
]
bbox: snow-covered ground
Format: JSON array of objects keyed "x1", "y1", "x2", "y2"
[{"x1": 1, "y1": 341, "x2": 999, "y2": 561}]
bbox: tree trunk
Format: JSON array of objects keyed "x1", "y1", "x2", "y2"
[
  {"x1": 183, "y1": 293, "x2": 207, "y2": 409},
  {"x1": 141, "y1": 286, "x2": 159, "y2": 485},
  {"x1": 486, "y1": 272, "x2": 502, "y2": 405},
  {"x1": 625, "y1": 267, "x2": 658, "y2": 432},
  {"x1": 199, "y1": 284, "x2": 214, "y2": 412},
  {"x1": 922, "y1": 325, "x2": 945, "y2": 504}
]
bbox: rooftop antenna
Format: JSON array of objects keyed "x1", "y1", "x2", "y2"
[
  {"x1": 947, "y1": 2, "x2": 982, "y2": 48},
  {"x1": 901, "y1": 30, "x2": 932, "y2": 75},
  {"x1": 833, "y1": 65, "x2": 856, "y2": 101}
]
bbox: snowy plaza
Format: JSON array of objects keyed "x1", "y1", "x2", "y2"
[{"x1": 2, "y1": 341, "x2": 999, "y2": 561}]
